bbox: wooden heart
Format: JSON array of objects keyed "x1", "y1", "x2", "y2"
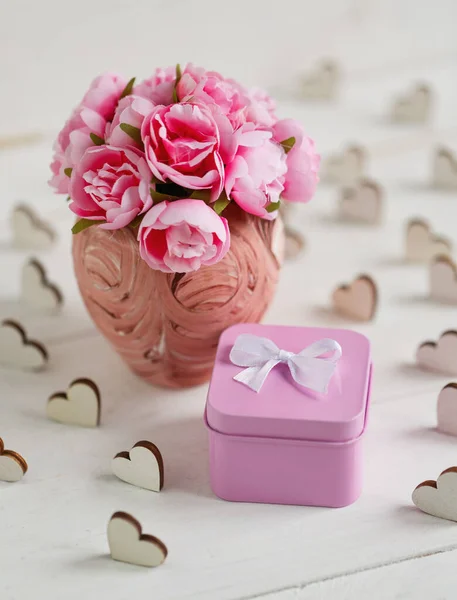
[
  {"x1": 112, "y1": 441, "x2": 164, "y2": 492},
  {"x1": 21, "y1": 259, "x2": 63, "y2": 313},
  {"x1": 47, "y1": 378, "x2": 101, "y2": 428},
  {"x1": 301, "y1": 59, "x2": 340, "y2": 100},
  {"x1": 405, "y1": 219, "x2": 451, "y2": 262},
  {"x1": 391, "y1": 83, "x2": 431, "y2": 123},
  {"x1": 332, "y1": 275, "x2": 378, "y2": 321},
  {"x1": 437, "y1": 383, "x2": 457, "y2": 437},
  {"x1": 412, "y1": 467, "x2": 457, "y2": 522},
  {"x1": 0, "y1": 438, "x2": 28, "y2": 482},
  {"x1": 107, "y1": 512, "x2": 167, "y2": 567},
  {"x1": 433, "y1": 147, "x2": 457, "y2": 190},
  {"x1": 339, "y1": 179, "x2": 383, "y2": 224},
  {"x1": 11, "y1": 204, "x2": 55, "y2": 250},
  {"x1": 323, "y1": 145, "x2": 366, "y2": 185},
  {"x1": 430, "y1": 256, "x2": 457, "y2": 305},
  {"x1": 416, "y1": 330, "x2": 457, "y2": 375},
  {"x1": 0, "y1": 319, "x2": 48, "y2": 371}
]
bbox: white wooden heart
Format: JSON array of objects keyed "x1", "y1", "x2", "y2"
[
  {"x1": 301, "y1": 59, "x2": 340, "y2": 100},
  {"x1": 11, "y1": 204, "x2": 55, "y2": 250},
  {"x1": 412, "y1": 467, "x2": 457, "y2": 522},
  {"x1": 437, "y1": 383, "x2": 457, "y2": 437},
  {"x1": 107, "y1": 512, "x2": 168, "y2": 567},
  {"x1": 21, "y1": 259, "x2": 63, "y2": 313},
  {"x1": 430, "y1": 256, "x2": 457, "y2": 305},
  {"x1": 0, "y1": 438, "x2": 28, "y2": 483},
  {"x1": 416, "y1": 330, "x2": 457, "y2": 375},
  {"x1": 433, "y1": 147, "x2": 457, "y2": 190},
  {"x1": 323, "y1": 145, "x2": 366, "y2": 185},
  {"x1": 112, "y1": 441, "x2": 164, "y2": 492},
  {"x1": 0, "y1": 320, "x2": 48, "y2": 371},
  {"x1": 332, "y1": 274, "x2": 378, "y2": 321},
  {"x1": 339, "y1": 179, "x2": 383, "y2": 224},
  {"x1": 47, "y1": 378, "x2": 101, "y2": 428},
  {"x1": 391, "y1": 83, "x2": 432, "y2": 123},
  {"x1": 405, "y1": 219, "x2": 451, "y2": 262}
]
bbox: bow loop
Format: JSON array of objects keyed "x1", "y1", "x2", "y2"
[{"x1": 230, "y1": 334, "x2": 342, "y2": 394}]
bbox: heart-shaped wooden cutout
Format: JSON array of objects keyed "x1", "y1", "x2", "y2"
[
  {"x1": 0, "y1": 319, "x2": 48, "y2": 371},
  {"x1": 21, "y1": 259, "x2": 63, "y2": 313},
  {"x1": 433, "y1": 147, "x2": 457, "y2": 190},
  {"x1": 107, "y1": 511, "x2": 167, "y2": 567},
  {"x1": 391, "y1": 83, "x2": 431, "y2": 123},
  {"x1": 11, "y1": 204, "x2": 55, "y2": 250},
  {"x1": 416, "y1": 330, "x2": 457, "y2": 375},
  {"x1": 430, "y1": 256, "x2": 457, "y2": 305},
  {"x1": 323, "y1": 145, "x2": 366, "y2": 185},
  {"x1": 0, "y1": 437, "x2": 28, "y2": 482},
  {"x1": 112, "y1": 441, "x2": 164, "y2": 492},
  {"x1": 437, "y1": 383, "x2": 457, "y2": 437},
  {"x1": 339, "y1": 178, "x2": 383, "y2": 224},
  {"x1": 332, "y1": 274, "x2": 378, "y2": 321},
  {"x1": 47, "y1": 378, "x2": 101, "y2": 428},
  {"x1": 412, "y1": 467, "x2": 457, "y2": 522},
  {"x1": 301, "y1": 59, "x2": 340, "y2": 100},
  {"x1": 405, "y1": 219, "x2": 451, "y2": 262}
]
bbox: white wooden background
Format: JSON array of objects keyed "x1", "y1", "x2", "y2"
[{"x1": 1, "y1": 1, "x2": 457, "y2": 598}]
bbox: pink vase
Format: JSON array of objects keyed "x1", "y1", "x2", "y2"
[{"x1": 72, "y1": 205, "x2": 284, "y2": 388}]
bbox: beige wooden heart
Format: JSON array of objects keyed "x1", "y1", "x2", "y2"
[
  {"x1": 339, "y1": 179, "x2": 383, "y2": 224},
  {"x1": 47, "y1": 378, "x2": 101, "y2": 428},
  {"x1": 429, "y1": 256, "x2": 457, "y2": 305},
  {"x1": 416, "y1": 330, "x2": 457, "y2": 375},
  {"x1": 0, "y1": 438, "x2": 28, "y2": 482},
  {"x1": 112, "y1": 441, "x2": 164, "y2": 492},
  {"x1": 412, "y1": 467, "x2": 457, "y2": 522},
  {"x1": 0, "y1": 320, "x2": 48, "y2": 371},
  {"x1": 107, "y1": 512, "x2": 167, "y2": 567},
  {"x1": 405, "y1": 219, "x2": 451, "y2": 262},
  {"x1": 332, "y1": 275, "x2": 378, "y2": 321},
  {"x1": 21, "y1": 259, "x2": 63, "y2": 313}
]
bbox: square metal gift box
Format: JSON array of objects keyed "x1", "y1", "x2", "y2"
[{"x1": 204, "y1": 323, "x2": 372, "y2": 507}]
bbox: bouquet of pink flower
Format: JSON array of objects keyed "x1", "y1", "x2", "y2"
[{"x1": 50, "y1": 64, "x2": 319, "y2": 273}]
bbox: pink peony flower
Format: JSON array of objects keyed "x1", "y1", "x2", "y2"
[
  {"x1": 135, "y1": 66, "x2": 176, "y2": 105},
  {"x1": 105, "y1": 95, "x2": 155, "y2": 149},
  {"x1": 49, "y1": 73, "x2": 127, "y2": 195},
  {"x1": 273, "y1": 119, "x2": 320, "y2": 203},
  {"x1": 69, "y1": 145, "x2": 152, "y2": 230},
  {"x1": 176, "y1": 64, "x2": 247, "y2": 127},
  {"x1": 138, "y1": 199, "x2": 230, "y2": 273},
  {"x1": 246, "y1": 87, "x2": 277, "y2": 127},
  {"x1": 79, "y1": 73, "x2": 127, "y2": 120},
  {"x1": 225, "y1": 124, "x2": 287, "y2": 220},
  {"x1": 141, "y1": 103, "x2": 225, "y2": 198}
]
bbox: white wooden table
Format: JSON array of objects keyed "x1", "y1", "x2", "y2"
[{"x1": 2, "y1": 5, "x2": 457, "y2": 597}]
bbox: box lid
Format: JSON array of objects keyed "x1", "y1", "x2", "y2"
[{"x1": 206, "y1": 324, "x2": 371, "y2": 443}]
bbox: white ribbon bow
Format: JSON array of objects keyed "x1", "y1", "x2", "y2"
[{"x1": 229, "y1": 334, "x2": 342, "y2": 394}]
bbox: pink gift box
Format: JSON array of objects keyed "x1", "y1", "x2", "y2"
[{"x1": 205, "y1": 323, "x2": 372, "y2": 507}]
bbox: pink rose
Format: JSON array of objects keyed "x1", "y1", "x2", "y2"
[
  {"x1": 225, "y1": 125, "x2": 287, "y2": 220},
  {"x1": 273, "y1": 119, "x2": 320, "y2": 203},
  {"x1": 176, "y1": 64, "x2": 247, "y2": 127},
  {"x1": 49, "y1": 73, "x2": 127, "y2": 195},
  {"x1": 69, "y1": 145, "x2": 152, "y2": 230},
  {"x1": 135, "y1": 66, "x2": 176, "y2": 105},
  {"x1": 142, "y1": 103, "x2": 225, "y2": 199},
  {"x1": 105, "y1": 95, "x2": 155, "y2": 149},
  {"x1": 138, "y1": 199, "x2": 230, "y2": 273}
]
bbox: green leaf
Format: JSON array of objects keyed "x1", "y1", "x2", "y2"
[
  {"x1": 280, "y1": 136, "x2": 296, "y2": 154},
  {"x1": 213, "y1": 196, "x2": 230, "y2": 215},
  {"x1": 119, "y1": 123, "x2": 142, "y2": 146},
  {"x1": 150, "y1": 188, "x2": 176, "y2": 203},
  {"x1": 129, "y1": 214, "x2": 143, "y2": 229},
  {"x1": 64, "y1": 167, "x2": 72, "y2": 177},
  {"x1": 265, "y1": 200, "x2": 281, "y2": 213},
  {"x1": 71, "y1": 218, "x2": 101, "y2": 235},
  {"x1": 90, "y1": 133, "x2": 105, "y2": 146},
  {"x1": 172, "y1": 63, "x2": 182, "y2": 103},
  {"x1": 190, "y1": 190, "x2": 212, "y2": 203},
  {"x1": 66, "y1": 196, "x2": 71, "y2": 202},
  {"x1": 120, "y1": 77, "x2": 136, "y2": 99}
]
